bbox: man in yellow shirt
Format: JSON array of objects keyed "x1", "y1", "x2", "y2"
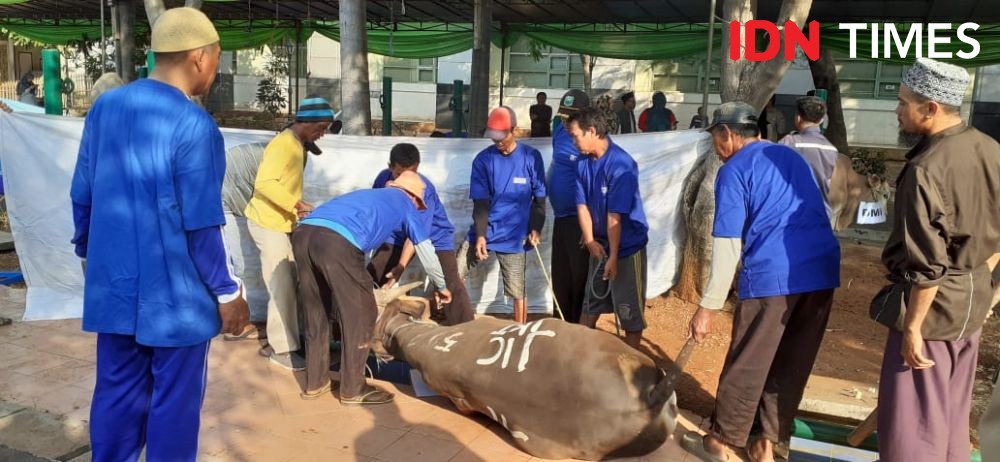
[{"x1": 245, "y1": 97, "x2": 334, "y2": 370}]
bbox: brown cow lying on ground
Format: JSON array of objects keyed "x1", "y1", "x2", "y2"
[
  {"x1": 828, "y1": 153, "x2": 892, "y2": 231},
  {"x1": 372, "y1": 283, "x2": 679, "y2": 461}
]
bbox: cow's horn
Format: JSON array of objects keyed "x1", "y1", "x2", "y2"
[{"x1": 375, "y1": 281, "x2": 424, "y2": 306}]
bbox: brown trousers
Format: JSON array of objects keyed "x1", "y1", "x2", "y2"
[
  {"x1": 709, "y1": 289, "x2": 834, "y2": 447},
  {"x1": 878, "y1": 328, "x2": 980, "y2": 462},
  {"x1": 367, "y1": 243, "x2": 475, "y2": 326},
  {"x1": 292, "y1": 225, "x2": 375, "y2": 397}
]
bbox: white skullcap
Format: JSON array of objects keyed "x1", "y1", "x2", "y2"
[
  {"x1": 151, "y1": 7, "x2": 220, "y2": 53},
  {"x1": 902, "y1": 57, "x2": 970, "y2": 107}
]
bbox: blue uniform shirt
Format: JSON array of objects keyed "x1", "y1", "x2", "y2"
[
  {"x1": 302, "y1": 188, "x2": 430, "y2": 253},
  {"x1": 713, "y1": 141, "x2": 841, "y2": 299},
  {"x1": 372, "y1": 169, "x2": 456, "y2": 251},
  {"x1": 575, "y1": 140, "x2": 649, "y2": 258},
  {"x1": 466, "y1": 143, "x2": 547, "y2": 253},
  {"x1": 547, "y1": 123, "x2": 584, "y2": 218},
  {"x1": 70, "y1": 79, "x2": 227, "y2": 347}
]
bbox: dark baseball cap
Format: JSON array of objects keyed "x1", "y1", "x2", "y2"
[
  {"x1": 557, "y1": 89, "x2": 590, "y2": 116},
  {"x1": 705, "y1": 102, "x2": 759, "y2": 131}
]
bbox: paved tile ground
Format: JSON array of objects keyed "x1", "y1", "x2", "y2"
[{"x1": 0, "y1": 287, "x2": 875, "y2": 462}]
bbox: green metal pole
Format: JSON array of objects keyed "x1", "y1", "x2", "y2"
[
  {"x1": 382, "y1": 76, "x2": 392, "y2": 136},
  {"x1": 452, "y1": 80, "x2": 464, "y2": 136},
  {"x1": 147, "y1": 50, "x2": 155, "y2": 74},
  {"x1": 41, "y1": 48, "x2": 62, "y2": 115}
]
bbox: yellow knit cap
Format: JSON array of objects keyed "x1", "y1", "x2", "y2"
[{"x1": 150, "y1": 7, "x2": 220, "y2": 53}]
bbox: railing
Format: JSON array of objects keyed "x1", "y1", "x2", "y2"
[{"x1": 0, "y1": 81, "x2": 19, "y2": 101}]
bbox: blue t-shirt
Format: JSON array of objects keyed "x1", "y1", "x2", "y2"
[
  {"x1": 713, "y1": 141, "x2": 841, "y2": 299},
  {"x1": 372, "y1": 169, "x2": 455, "y2": 251},
  {"x1": 70, "y1": 79, "x2": 227, "y2": 347},
  {"x1": 547, "y1": 123, "x2": 584, "y2": 218},
  {"x1": 575, "y1": 140, "x2": 649, "y2": 258},
  {"x1": 302, "y1": 188, "x2": 430, "y2": 253},
  {"x1": 466, "y1": 143, "x2": 547, "y2": 253}
]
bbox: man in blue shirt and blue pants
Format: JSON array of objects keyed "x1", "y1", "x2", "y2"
[
  {"x1": 468, "y1": 106, "x2": 547, "y2": 324},
  {"x1": 294, "y1": 171, "x2": 452, "y2": 404},
  {"x1": 70, "y1": 8, "x2": 249, "y2": 461},
  {"x1": 682, "y1": 102, "x2": 840, "y2": 462},
  {"x1": 565, "y1": 107, "x2": 649, "y2": 349}
]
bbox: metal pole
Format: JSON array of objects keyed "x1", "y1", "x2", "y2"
[
  {"x1": 452, "y1": 79, "x2": 464, "y2": 136},
  {"x1": 700, "y1": 0, "x2": 717, "y2": 125},
  {"x1": 295, "y1": 21, "x2": 301, "y2": 113},
  {"x1": 100, "y1": 0, "x2": 106, "y2": 72},
  {"x1": 382, "y1": 76, "x2": 392, "y2": 135},
  {"x1": 498, "y1": 25, "x2": 507, "y2": 106}
]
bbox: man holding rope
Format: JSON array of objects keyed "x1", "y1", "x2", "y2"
[{"x1": 566, "y1": 107, "x2": 649, "y2": 350}]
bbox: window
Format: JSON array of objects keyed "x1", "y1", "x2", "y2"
[
  {"x1": 506, "y1": 41, "x2": 585, "y2": 89},
  {"x1": 833, "y1": 51, "x2": 909, "y2": 100},
  {"x1": 651, "y1": 54, "x2": 720, "y2": 93},
  {"x1": 383, "y1": 57, "x2": 437, "y2": 83}
]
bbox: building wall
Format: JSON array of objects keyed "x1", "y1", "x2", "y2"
[{"x1": 290, "y1": 35, "x2": 988, "y2": 147}]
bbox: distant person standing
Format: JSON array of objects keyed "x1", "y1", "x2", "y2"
[
  {"x1": 16, "y1": 72, "x2": 37, "y2": 106},
  {"x1": 529, "y1": 92, "x2": 553, "y2": 137},
  {"x1": 638, "y1": 91, "x2": 677, "y2": 132},
  {"x1": 689, "y1": 106, "x2": 708, "y2": 129},
  {"x1": 779, "y1": 96, "x2": 839, "y2": 219},
  {"x1": 617, "y1": 91, "x2": 638, "y2": 134}
]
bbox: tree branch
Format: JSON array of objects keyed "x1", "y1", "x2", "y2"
[
  {"x1": 143, "y1": 0, "x2": 166, "y2": 26},
  {"x1": 744, "y1": 0, "x2": 813, "y2": 110}
]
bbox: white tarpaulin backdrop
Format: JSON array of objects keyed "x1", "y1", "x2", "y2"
[{"x1": 0, "y1": 111, "x2": 711, "y2": 321}]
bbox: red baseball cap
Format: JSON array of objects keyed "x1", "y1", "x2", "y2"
[{"x1": 484, "y1": 106, "x2": 517, "y2": 141}]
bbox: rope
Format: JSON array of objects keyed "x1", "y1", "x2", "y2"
[
  {"x1": 531, "y1": 245, "x2": 565, "y2": 321},
  {"x1": 587, "y1": 249, "x2": 622, "y2": 337}
]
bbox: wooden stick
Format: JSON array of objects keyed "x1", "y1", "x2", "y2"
[{"x1": 847, "y1": 407, "x2": 878, "y2": 447}]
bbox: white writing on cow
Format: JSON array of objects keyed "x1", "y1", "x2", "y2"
[
  {"x1": 433, "y1": 332, "x2": 464, "y2": 353},
  {"x1": 476, "y1": 320, "x2": 556, "y2": 372}
]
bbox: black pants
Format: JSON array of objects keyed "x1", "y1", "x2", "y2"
[
  {"x1": 709, "y1": 289, "x2": 835, "y2": 447},
  {"x1": 368, "y1": 243, "x2": 475, "y2": 326},
  {"x1": 292, "y1": 225, "x2": 375, "y2": 397},
  {"x1": 550, "y1": 216, "x2": 589, "y2": 323}
]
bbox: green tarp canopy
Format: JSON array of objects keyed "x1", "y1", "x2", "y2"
[{"x1": 2, "y1": 19, "x2": 999, "y2": 66}]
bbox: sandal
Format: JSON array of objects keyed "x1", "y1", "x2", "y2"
[
  {"x1": 681, "y1": 432, "x2": 729, "y2": 462},
  {"x1": 0, "y1": 317, "x2": 11, "y2": 327},
  {"x1": 341, "y1": 387, "x2": 395, "y2": 406},
  {"x1": 223, "y1": 324, "x2": 258, "y2": 341},
  {"x1": 299, "y1": 381, "x2": 333, "y2": 400}
]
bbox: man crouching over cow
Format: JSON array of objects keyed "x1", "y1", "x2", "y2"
[
  {"x1": 292, "y1": 171, "x2": 452, "y2": 404},
  {"x1": 682, "y1": 102, "x2": 841, "y2": 462},
  {"x1": 565, "y1": 107, "x2": 650, "y2": 349},
  {"x1": 369, "y1": 143, "x2": 475, "y2": 325}
]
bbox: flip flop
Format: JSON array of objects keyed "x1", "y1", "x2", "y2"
[
  {"x1": 341, "y1": 387, "x2": 395, "y2": 406},
  {"x1": 681, "y1": 432, "x2": 729, "y2": 462},
  {"x1": 0, "y1": 317, "x2": 12, "y2": 327},
  {"x1": 299, "y1": 381, "x2": 333, "y2": 400},
  {"x1": 223, "y1": 324, "x2": 258, "y2": 341}
]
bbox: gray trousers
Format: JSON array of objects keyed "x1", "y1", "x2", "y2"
[{"x1": 878, "y1": 328, "x2": 980, "y2": 462}]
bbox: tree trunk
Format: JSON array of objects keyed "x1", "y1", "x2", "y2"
[
  {"x1": 118, "y1": 0, "x2": 137, "y2": 83},
  {"x1": 581, "y1": 54, "x2": 596, "y2": 96},
  {"x1": 672, "y1": 0, "x2": 813, "y2": 305},
  {"x1": 340, "y1": 0, "x2": 373, "y2": 135},
  {"x1": 720, "y1": 0, "x2": 813, "y2": 112},
  {"x1": 468, "y1": 0, "x2": 492, "y2": 138},
  {"x1": 808, "y1": 48, "x2": 849, "y2": 153}
]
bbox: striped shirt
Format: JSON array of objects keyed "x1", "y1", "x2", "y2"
[{"x1": 779, "y1": 126, "x2": 839, "y2": 218}]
